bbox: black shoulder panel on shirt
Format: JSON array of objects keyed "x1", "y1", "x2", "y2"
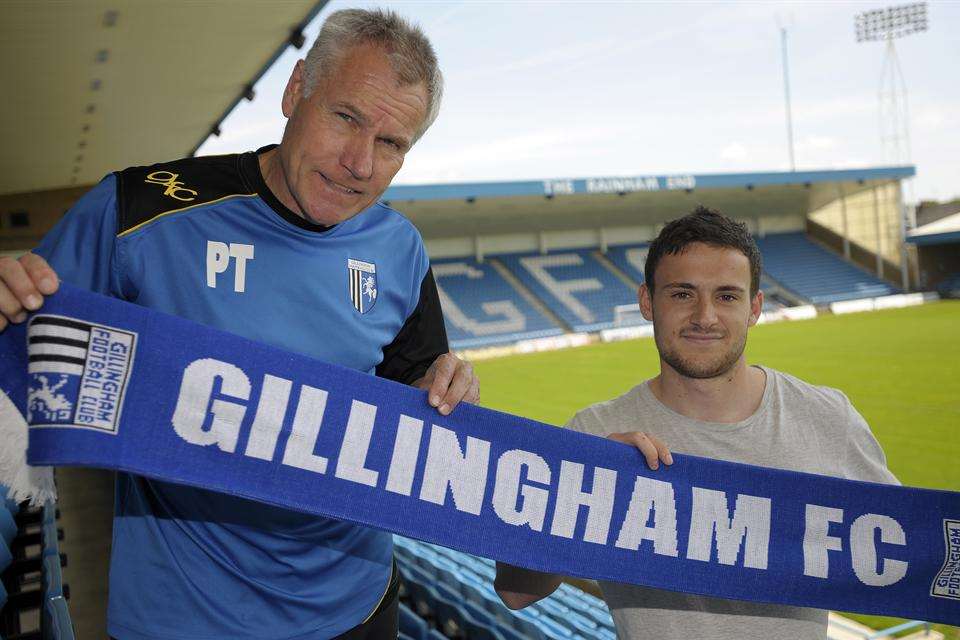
[
  {"x1": 114, "y1": 154, "x2": 254, "y2": 235},
  {"x1": 377, "y1": 267, "x2": 450, "y2": 386}
]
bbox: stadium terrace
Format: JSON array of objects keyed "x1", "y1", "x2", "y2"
[{"x1": 172, "y1": 356, "x2": 910, "y2": 589}]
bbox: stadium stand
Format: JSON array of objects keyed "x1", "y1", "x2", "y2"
[
  {"x1": 394, "y1": 535, "x2": 617, "y2": 640},
  {"x1": 936, "y1": 272, "x2": 960, "y2": 299},
  {"x1": 604, "y1": 244, "x2": 648, "y2": 285},
  {"x1": 433, "y1": 259, "x2": 563, "y2": 349},
  {"x1": 496, "y1": 249, "x2": 639, "y2": 333},
  {"x1": 756, "y1": 232, "x2": 898, "y2": 304},
  {"x1": 0, "y1": 485, "x2": 76, "y2": 640}
]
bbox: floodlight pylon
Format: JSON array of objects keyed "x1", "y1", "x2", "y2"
[{"x1": 854, "y1": 2, "x2": 927, "y2": 165}]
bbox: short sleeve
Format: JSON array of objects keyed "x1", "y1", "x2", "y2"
[
  {"x1": 375, "y1": 267, "x2": 449, "y2": 385},
  {"x1": 841, "y1": 399, "x2": 900, "y2": 486},
  {"x1": 33, "y1": 174, "x2": 121, "y2": 297}
]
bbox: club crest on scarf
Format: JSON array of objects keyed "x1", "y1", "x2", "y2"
[
  {"x1": 26, "y1": 315, "x2": 137, "y2": 434},
  {"x1": 932, "y1": 519, "x2": 960, "y2": 601},
  {"x1": 348, "y1": 258, "x2": 378, "y2": 314}
]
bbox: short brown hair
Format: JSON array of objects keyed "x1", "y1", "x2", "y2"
[{"x1": 645, "y1": 206, "x2": 762, "y2": 296}]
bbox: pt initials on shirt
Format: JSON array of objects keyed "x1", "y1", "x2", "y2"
[{"x1": 206, "y1": 241, "x2": 255, "y2": 293}]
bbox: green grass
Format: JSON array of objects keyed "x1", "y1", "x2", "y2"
[{"x1": 473, "y1": 300, "x2": 960, "y2": 637}]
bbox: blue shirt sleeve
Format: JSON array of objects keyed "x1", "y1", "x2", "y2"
[{"x1": 34, "y1": 174, "x2": 121, "y2": 297}]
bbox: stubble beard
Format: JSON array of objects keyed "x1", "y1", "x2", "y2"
[{"x1": 655, "y1": 330, "x2": 747, "y2": 380}]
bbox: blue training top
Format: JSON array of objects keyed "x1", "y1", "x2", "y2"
[{"x1": 35, "y1": 148, "x2": 448, "y2": 640}]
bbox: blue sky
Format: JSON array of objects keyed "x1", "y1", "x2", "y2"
[{"x1": 198, "y1": 1, "x2": 959, "y2": 204}]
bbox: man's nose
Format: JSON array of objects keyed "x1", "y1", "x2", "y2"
[
  {"x1": 692, "y1": 297, "x2": 719, "y2": 326},
  {"x1": 341, "y1": 133, "x2": 374, "y2": 181}
]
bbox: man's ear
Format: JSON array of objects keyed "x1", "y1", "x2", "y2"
[
  {"x1": 748, "y1": 290, "x2": 764, "y2": 327},
  {"x1": 639, "y1": 283, "x2": 654, "y2": 321},
  {"x1": 281, "y1": 60, "x2": 307, "y2": 119}
]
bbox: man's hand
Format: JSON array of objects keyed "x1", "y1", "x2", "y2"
[
  {"x1": 414, "y1": 352, "x2": 479, "y2": 415},
  {"x1": 607, "y1": 431, "x2": 673, "y2": 470},
  {"x1": 0, "y1": 253, "x2": 58, "y2": 331}
]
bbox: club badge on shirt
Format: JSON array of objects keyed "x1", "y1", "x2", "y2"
[{"x1": 348, "y1": 258, "x2": 378, "y2": 314}]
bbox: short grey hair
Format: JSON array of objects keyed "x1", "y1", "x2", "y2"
[{"x1": 302, "y1": 8, "x2": 443, "y2": 143}]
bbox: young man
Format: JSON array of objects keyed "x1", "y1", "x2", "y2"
[
  {"x1": 495, "y1": 206, "x2": 896, "y2": 640},
  {"x1": 0, "y1": 9, "x2": 478, "y2": 640}
]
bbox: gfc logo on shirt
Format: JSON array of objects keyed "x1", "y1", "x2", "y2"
[
  {"x1": 348, "y1": 258, "x2": 377, "y2": 314},
  {"x1": 26, "y1": 316, "x2": 137, "y2": 434},
  {"x1": 144, "y1": 171, "x2": 198, "y2": 202}
]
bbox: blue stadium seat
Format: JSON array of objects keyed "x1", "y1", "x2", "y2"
[
  {"x1": 394, "y1": 543, "x2": 415, "y2": 565},
  {"x1": 427, "y1": 630, "x2": 446, "y2": 640},
  {"x1": 433, "y1": 258, "x2": 563, "y2": 348},
  {"x1": 42, "y1": 555, "x2": 64, "y2": 600},
  {"x1": 495, "y1": 621, "x2": 531, "y2": 640},
  {"x1": 42, "y1": 521, "x2": 60, "y2": 557},
  {"x1": 534, "y1": 613, "x2": 575, "y2": 639},
  {"x1": 936, "y1": 272, "x2": 960, "y2": 298},
  {"x1": 565, "y1": 610, "x2": 599, "y2": 636},
  {"x1": 756, "y1": 232, "x2": 897, "y2": 304},
  {"x1": 511, "y1": 608, "x2": 548, "y2": 640},
  {"x1": 0, "y1": 538, "x2": 11, "y2": 574},
  {"x1": 534, "y1": 595, "x2": 570, "y2": 620},
  {"x1": 450, "y1": 599, "x2": 508, "y2": 640},
  {"x1": 43, "y1": 596, "x2": 76, "y2": 640},
  {"x1": 0, "y1": 505, "x2": 16, "y2": 546},
  {"x1": 431, "y1": 584, "x2": 468, "y2": 637},
  {"x1": 402, "y1": 537, "x2": 617, "y2": 640},
  {"x1": 1, "y1": 484, "x2": 18, "y2": 513},
  {"x1": 497, "y1": 249, "x2": 638, "y2": 332},
  {"x1": 399, "y1": 603, "x2": 428, "y2": 640},
  {"x1": 604, "y1": 244, "x2": 649, "y2": 285},
  {"x1": 464, "y1": 616, "x2": 506, "y2": 640},
  {"x1": 403, "y1": 573, "x2": 437, "y2": 619}
]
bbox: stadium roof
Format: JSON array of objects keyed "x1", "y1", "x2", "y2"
[
  {"x1": 0, "y1": 0, "x2": 326, "y2": 197},
  {"x1": 386, "y1": 166, "x2": 916, "y2": 238},
  {"x1": 906, "y1": 211, "x2": 960, "y2": 246}
]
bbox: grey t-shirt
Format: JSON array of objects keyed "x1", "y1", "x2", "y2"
[{"x1": 566, "y1": 366, "x2": 898, "y2": 640}]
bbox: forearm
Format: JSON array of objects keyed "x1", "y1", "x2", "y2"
[{"x1": 494, "y1": 562, "x2": 563, "y2": 609}]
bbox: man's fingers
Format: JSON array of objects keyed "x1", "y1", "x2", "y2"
[
  {"x1": 438, "y1": 361, "x2": 475, "y2": 415},
  {"x1": 608, "y1": 431, "x2": 668, "y2": 470},
  {"x1": 0, "y1": 279, "x2": 27, "y2": 325},
  {"x1": 632, "y1": 433, "x2": 661, "y2": 470},
  {"x1": 466, "y1": 378, "x2": 480, "y2": 405},
  {"x1": 647, "y1": 434, "x2": 674, "y2": 466},
  {"x1": 0, "y1": 254, "x2": 58, "y2": 326},
  {"x1": 20, "y1": 253, "x2": 59, "y2": 296},
  {"x1": 0, "y1": 257, "x2": 36, "y2": 315},
  {"x1": 427, "y1": 354, "x2": 457, "y2": 407},
  {"x1": 0, "y1": 279, "x2": 22, "y2": 316}
]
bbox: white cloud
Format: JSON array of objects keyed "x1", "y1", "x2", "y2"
[{"x1": 720, "y1": 143, "x2": 749, "y2": 161}]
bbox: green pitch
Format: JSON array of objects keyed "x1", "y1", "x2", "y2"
[{"x1": 472, "y1": 300, "x2": 960, "y2": 636}]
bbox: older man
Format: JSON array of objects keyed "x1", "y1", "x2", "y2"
[
  {"x1": 495, "y1": 207, "x2": 896, "y2": 640},
  {"x1": 0, "y1": 9, "x2": 476, "y2": 640}
]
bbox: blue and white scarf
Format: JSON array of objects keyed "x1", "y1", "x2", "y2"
[{"x1": 0, "y1": 284, "x2": 957, "y2": 625}]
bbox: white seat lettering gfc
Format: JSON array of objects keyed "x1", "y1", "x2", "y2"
[
  {"x1": 433, "y1": 263, "x2": 526, "y2": 336},
  {"x1": 520, "y1": 254, "x2": 601, "y2": 324},
  {"x1": 207, "y1": 241, "x2": 255, "y2": 293}
]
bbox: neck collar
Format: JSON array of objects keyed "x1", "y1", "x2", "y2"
[{"x1": 240, "y1": 144, "x2": 335, "y2": 233}]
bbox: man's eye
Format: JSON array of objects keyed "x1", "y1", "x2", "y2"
[
  {"x1": 672, "y1": 292, "x2": 691, "y2": 299},
  {"x1": 337, "y1": 112, "x2": 354, "y2": 123},
  {"x1": 379, "y1": 138, "x2": 401, "y2": 151},
  {"x1": 719, "y1": 294, "x2": 737, "y2": 302}
]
